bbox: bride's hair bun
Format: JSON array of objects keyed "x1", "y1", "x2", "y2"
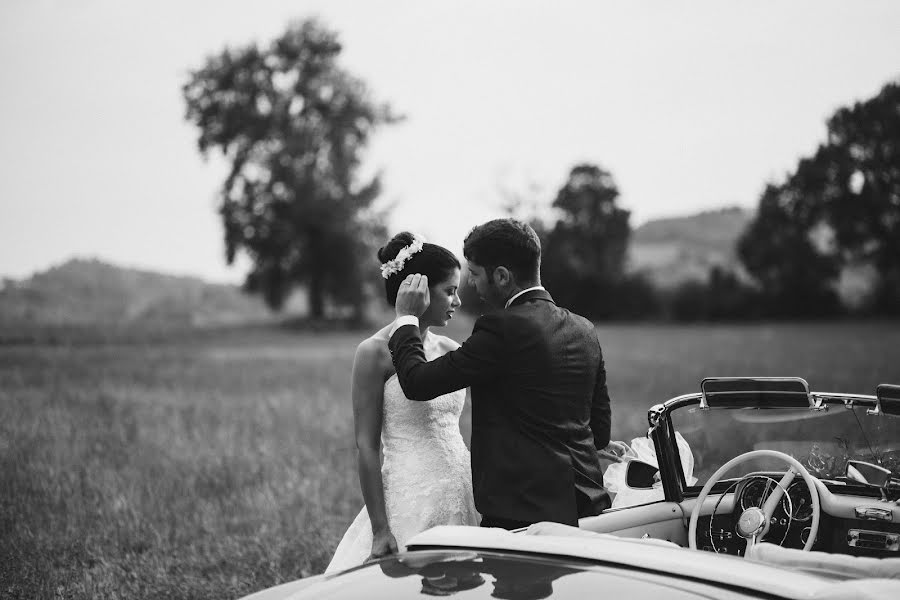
[
  {"x1": 378, "y1": 232, "x2": 461, "y2": 306},
  {"x1": 377, "y1": 232, "x2": 418, "y2": 264}
]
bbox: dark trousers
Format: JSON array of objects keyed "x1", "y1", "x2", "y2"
[
  {"x1": 481, "y1": 489, "x2": 609, "y2": 531},
  {"x1": 577, "y1": 487, "x2": 611, "y2": 519},
  {"x1": 480, "y1": 515, "x2": 532, "y2": 530}
]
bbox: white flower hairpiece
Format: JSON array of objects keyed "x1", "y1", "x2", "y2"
[{"x1": 380, "y1": 235, "x2": 426, "y2": 279}]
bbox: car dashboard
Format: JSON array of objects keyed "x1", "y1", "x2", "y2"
[{"x1": 694, "y1": 472, "x2": 900, "y2": 558}]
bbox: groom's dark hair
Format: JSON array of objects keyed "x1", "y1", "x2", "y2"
[
  {"x1": 463, "y1": 218, "x2": 541, "y2": 283},
  {"x1": 378, "y1": 232, "x2": 461, "y2": 306}
]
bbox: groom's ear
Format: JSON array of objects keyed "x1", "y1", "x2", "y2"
[{"x1": 492, "y1": 266, "x2": 512, "y2": 287}]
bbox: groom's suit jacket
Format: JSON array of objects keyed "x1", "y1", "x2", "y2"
[{"x1": 388, "y1": 289, "x2": 611, "y2": 526}]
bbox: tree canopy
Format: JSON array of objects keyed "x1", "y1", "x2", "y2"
[
  {"x1": 183, "y1": 20, "x2": 397, "y2": 316},
  {"x1": 540, "y1": 164, "x2": 633, "y2": 319},
  {"x1": 738, "y1": 80, "x2": 900, "y2": 315}
]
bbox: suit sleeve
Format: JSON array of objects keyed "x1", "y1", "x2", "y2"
[
  {"x1": 388, "y1": 313, "x2": 505, "y2": 401},
  {"x1": 590, "y1": 346, "x2": 612, "y2": 451}
]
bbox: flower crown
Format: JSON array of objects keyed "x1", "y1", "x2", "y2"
[{"x1": 380, "y1": 235, "x2": 425, "y2": 279}]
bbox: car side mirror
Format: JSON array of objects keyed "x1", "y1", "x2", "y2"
[
  {"x1": 625, "y1": 460, "x2": 659, "y2": 490},
  {"x1": 846, "y1": 460, "x2": 891, "y2": 488}
]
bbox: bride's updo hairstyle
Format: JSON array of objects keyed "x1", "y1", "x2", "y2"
[{"x1": 378, "y1": 232, "x2": 461, "y2": 306}]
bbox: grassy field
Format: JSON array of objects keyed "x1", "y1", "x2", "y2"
[{"x1": 2, "y1": 318, "x2": 900, "y2": 599}]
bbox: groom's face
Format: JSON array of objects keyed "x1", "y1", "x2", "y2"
[{"x1": 466, "y1": 261, "x2": 504, "y2": 308}]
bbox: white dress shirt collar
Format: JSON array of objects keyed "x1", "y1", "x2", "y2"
[{"x1": 505, "y1": 286, "x2": 546, "y2": 309}]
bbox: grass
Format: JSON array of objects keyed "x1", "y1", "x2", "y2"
[{"x1": 2, "y1": 318, "x2": 899, "y2": 599}]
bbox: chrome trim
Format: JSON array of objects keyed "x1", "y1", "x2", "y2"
[
  {"x1": 809, "y1": 392, "x2": 880, "y2": 414},
  {"x1": 655, "y1": 393, "x2": 702, "y2": 414},
  {"x1": 855, "y1": 506, "x2": 893, "y2": 522},
  {"x1": 813, "y1": 392, "x2": 879, "y2": 403},
  {"x1": 647, "y1": 402, "x2": 668, "y2": 435},
  {"x1": 800, "y1": 527, "x2": 812, "y2": 545},
  {"x1": 847, "y1": 529, "x2": 900, "y2": 552},
  {"x1": 736, "y1": 507, "x2": 767, "y2": 539},
  {"x1": 658, "y1": 391, "x2": 878, "y2": 422}
]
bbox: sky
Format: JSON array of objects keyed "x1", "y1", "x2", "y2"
[{"x1": 1, "y1": 1, "x2": 898, "y2": 283}]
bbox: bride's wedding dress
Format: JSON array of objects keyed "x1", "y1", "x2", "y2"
[{"x1": 325, "y1": 340, "x2": 479, "y2": 573}]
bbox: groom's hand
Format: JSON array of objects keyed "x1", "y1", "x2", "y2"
[{"x1": 395, "y1": 274, "x2": 430, "y2": 318}]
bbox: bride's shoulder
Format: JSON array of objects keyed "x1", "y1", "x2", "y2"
[
  {"x1": 354, "y1": 329, "x2": 392, "y2": 363},
  {"x1": 431, "y1": 334, "x2": 461, "y2": 354}
]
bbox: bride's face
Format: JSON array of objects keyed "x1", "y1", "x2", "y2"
[{"x1": 421, "y1": 269, "x2": 462, "y2": 327}]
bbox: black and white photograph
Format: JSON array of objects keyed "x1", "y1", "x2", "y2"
[{"x1": 2, "y1": 1, "x2": 899, "y2": 598}]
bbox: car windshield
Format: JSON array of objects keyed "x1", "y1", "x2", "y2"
[{"x1": 669, "y1": 398, "x2": 900, "y2": 486}]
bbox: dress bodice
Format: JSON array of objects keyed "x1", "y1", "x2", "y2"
[{"x1": 380, "y1": 336, "x2": 467, "y2": 461}]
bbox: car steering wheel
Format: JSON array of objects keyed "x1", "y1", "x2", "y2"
[{"x1": 688, "y1": 449, "x2": 820, "y2": 557}]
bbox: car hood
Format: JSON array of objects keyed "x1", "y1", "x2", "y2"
[
  {"x1": 407, "y1": 526, "x2": 836, "y2": 597},
  {"x1": 244, "y1": 527, "x2": 900, "y2": 600},
  {"x1": 276, "y1": 549, "x2": 784, "y2": 600}
]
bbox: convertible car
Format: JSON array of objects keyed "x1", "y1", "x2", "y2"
[{"x1": 242, "y1": 378, "x2": 900, "y2": 599}]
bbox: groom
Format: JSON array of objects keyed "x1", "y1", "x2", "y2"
[{"x1": 389, "y1": 218, "x2": 611, "y2": 529}]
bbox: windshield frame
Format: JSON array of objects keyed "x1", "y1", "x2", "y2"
[{"x1": 649, "y1": 391, "x2": 885, "y2": 502}]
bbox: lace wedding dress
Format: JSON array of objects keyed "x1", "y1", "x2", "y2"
[{"x1": 324, "y1": 340, "x2": 479, "y2": 573}]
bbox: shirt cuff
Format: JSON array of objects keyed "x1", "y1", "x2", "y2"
[{"x1": 389, "y1": 315, "x2": 420, "y2": 336}]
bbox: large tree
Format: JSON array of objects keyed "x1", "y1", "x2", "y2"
[
  {"x1": 738, "y1": 80, "x2": 900, "y2": 315},
  {"x1": 821, "y1": 81, "x2": 900, "y2": 312},
  {"x1": 737, "y1": 181, "x2": 843, "y2": 316},
  {"x1": 183, "y1": 20, "x2": 396, "y2": 316},
  {"x1": 541, "y1": 164, "x2": 632, "y2": 319}
]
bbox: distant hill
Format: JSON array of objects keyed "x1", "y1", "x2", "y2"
[
  {"x1": 0, "y1": 258, "x2": 273, "y2": 331},
  {"x1": 0, "y1": 208, "x2": 754, "y2": 334},
  {"x1": 628, "y1": 207, "x2": 753, "y2": 288}
]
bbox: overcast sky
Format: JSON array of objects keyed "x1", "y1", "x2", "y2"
[{"x1": 1, "y1": 0, "x2": 898, "y2": 282}]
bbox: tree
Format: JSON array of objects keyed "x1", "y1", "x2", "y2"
[
  {"x1": 737, "y1": 183, "x2": 843, "y2": 317},
  {"x1": 738, "y1": 79, "x2": 900, "y2": 316},
  {"x1": 541, "y1": 164, "x2": 633, "y2": 319},
  {"x1": 183, "y1": 20, "x2": 397, "y2": 316},
  {"x1": 820, "y1": 81, "x2": 900, "y2": 313}
]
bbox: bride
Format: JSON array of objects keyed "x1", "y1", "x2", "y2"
[{"x1": 325, "y1": 232, "x2": 479, "y2": 573}]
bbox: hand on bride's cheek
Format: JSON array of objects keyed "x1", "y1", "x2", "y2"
[{"x1": 396, "y1": 274, "x2": 431, "y2": 318}]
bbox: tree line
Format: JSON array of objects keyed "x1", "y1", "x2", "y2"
[
  {"x1": 663, "y1": 79, "x2": 900, "y2": 320},
  {"x1": 184, "y1": 20, "x2": 900, "y2": 322}
]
